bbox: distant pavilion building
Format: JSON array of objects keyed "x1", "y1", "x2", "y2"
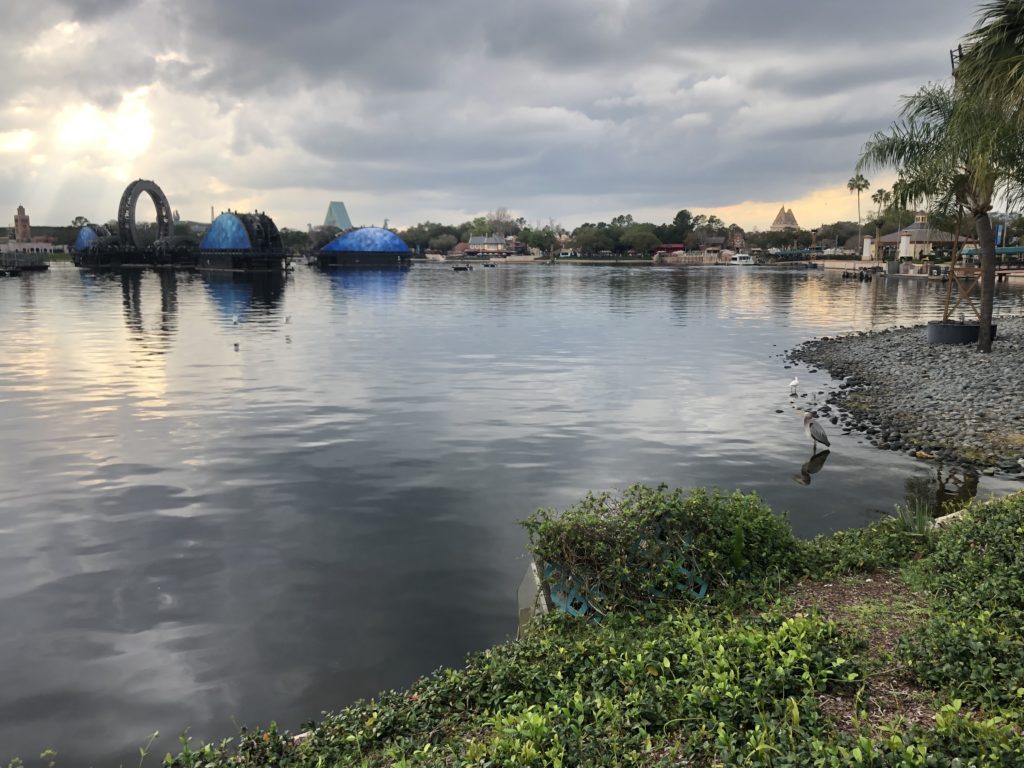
[
  {"x1": 770, "y1": 206, "x2": 799, "y2": 231},
  {"x1": 466, "y1": 235, "x2": 506, "y2": 256},
  {"x1": 870, "y1": 211, "x2": 973, "y2": 260},
  {"x1": 324, "y1": 201, "x2": 353, "y2": 230}
]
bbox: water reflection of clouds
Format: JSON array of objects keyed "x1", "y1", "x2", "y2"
[{"x1": 5, "y1": 264, "x2": 1024, "y2": 764}]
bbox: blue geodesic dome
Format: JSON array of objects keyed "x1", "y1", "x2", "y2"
[
  {"x1": 201, "y1": 213, "x2": 252, "y2": 251},
  {"x1": 74, "y1": 225, "x2": 105, "y2": 252},
  {"x1": 321, "y1": 227, "x2": 409, "y2": 253}
]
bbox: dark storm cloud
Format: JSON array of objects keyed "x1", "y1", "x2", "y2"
[
  {"x1": 55, "y1": 0, "x2": 137, "y2": 21},
  {"x1": 168, "y1": 0, "x2": 475, "y2": 94},
  {"x1": 676, "y1": 0, "x2": 972, "y2": 48},
  {"x1": 750, "y1": 53, "x2": 945, "y2": 100}
]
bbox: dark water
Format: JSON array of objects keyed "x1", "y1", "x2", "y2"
[{"x1": 1, "y1": 264, "x2": 1021, "y2": 764}]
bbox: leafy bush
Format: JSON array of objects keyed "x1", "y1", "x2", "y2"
[
  {"x1": 523, "y1": 485, "x2": 801, "y2": 613},
  {"x1": 911, "y1": 494, "x2": 1024, "y2": 616},
  {"x1": 803, "y1": 513, "x2": 936, "y2": 576},
  {"x1": 902, "y1": 494, "x2": 1024, "y2": 710}
]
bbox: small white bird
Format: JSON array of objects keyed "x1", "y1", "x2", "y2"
[
  {"x1": 232, "y1": 314, "x2": 239, "y2": 325},
  {"x1": 789, "y1": 376, "x2": 799, "y2": 396},
  {"x1": 804, "y1": 412, "x2": 830, "y2": 452},
  {"x1": 233, "y1": 342, "x2": 239, "y2": 351}
]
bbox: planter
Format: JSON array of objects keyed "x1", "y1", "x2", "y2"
[{"x1": 927, "y1": 320, "x2": 997, "y2": 345}]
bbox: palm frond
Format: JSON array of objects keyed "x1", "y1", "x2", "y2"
[{"x1": 958, "y1": 0, "x2": 1024, "y2": 108}]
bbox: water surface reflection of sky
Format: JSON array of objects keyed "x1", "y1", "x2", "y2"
[{"x1": 0, "y1": 264, "x2": 1021, "y2": 764}]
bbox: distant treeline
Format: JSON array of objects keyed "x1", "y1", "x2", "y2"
[
  {"x1": 392, "y1": 206, "x2": 1020, "y2": 256},
  {"x1": 11, "y1": 205, "x2": 1020, "y2": 257}
]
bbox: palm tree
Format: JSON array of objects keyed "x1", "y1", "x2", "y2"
[
  {"x1": 858, "y1": 83, "x2": 1023, "y2": 352},
  {"x1": 871, "y1": 188, "x2": 891, "y2": 217},
  {"x1": 955, "y1": 1, "x2": 1024, "y2": 116},
  {"x1": 847, "y1": 174, "x2": 870, "y2": 254},
  {"x1": 870, "y1": 188, "x2": 892, "y2": 257}
]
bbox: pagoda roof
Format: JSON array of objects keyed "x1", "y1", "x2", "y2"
[{"x1": 770, "y1": 206, "x2": 799, "y2": 229}]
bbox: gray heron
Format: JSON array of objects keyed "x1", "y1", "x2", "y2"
[{"x1": 803, "y1": 413, "x2": 830, "y2": 452}]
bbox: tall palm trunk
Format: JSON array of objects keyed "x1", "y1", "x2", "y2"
[
  {"x1": 975, "y1": 211, "x2": 997, "y2": 352},
  {"x1": 857, "y1": 192, "x2": 862, "y2": 253}
]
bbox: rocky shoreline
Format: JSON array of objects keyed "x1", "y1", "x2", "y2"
[{"x1": 790, "y1": 317, "x2": 1024, "y2": 478}]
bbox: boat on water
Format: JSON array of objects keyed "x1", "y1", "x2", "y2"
[{"x1": 730, "y1": 253, "x2": 754, "y2": 266}]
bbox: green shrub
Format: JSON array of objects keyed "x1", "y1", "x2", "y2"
[
  {"x1": 911, "y1": 495, "x2": 1024, "y2": 617},
  {"x1": 803, "y1": 513, "x2": 936, "y2": 576},
  {"x1": 523, "y1": 485, "x2": 801, "y2": 613},
  {"x1": 902, "y1": 494, "x2": 1024, "y2": 711}
]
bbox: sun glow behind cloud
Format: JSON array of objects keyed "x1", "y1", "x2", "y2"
[
  {"x1": 54, "y1": 88, "x2": 154, "y2": 175},
  {"x1": 0, "y1": 130, "x2": 35, "y2": 154},
  {"x1": 697, "y1": 175, "x2": 898, "y2": 232}
]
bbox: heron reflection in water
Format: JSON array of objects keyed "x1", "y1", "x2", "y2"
[{"x1": 793, "y1": 449, "x2": 831, "y2": 486}]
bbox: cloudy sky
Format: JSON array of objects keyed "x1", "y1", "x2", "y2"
[{"x1": 1, "y1": 0, "x2": 980, "y2": 233}]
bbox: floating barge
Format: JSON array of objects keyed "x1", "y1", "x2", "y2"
[
  {"x1": 317, "y1": 227, "x2": 412, "y2": 268},
  {"x1": 196, "y1": 212, "x2": 284, "y2": 272},
  {"x1": 72, "y1": 180, "x2": 285, "y2": 273},
  {"x1": 0, "y1": 253, "x2": 48, "y2": 275}
]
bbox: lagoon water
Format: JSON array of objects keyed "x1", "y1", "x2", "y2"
[{"x1": 1, "y1": 263, "x2": 1023, "y2": 763}]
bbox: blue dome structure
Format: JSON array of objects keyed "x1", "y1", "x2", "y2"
[
  {"x1": 321, "y1": 227, "x2": 410, "y2": 254},
  {"x1": 198, "y1": 211, "x2": 284, "y2": 272},
  {"x1": 318, "y1": 227, "x2": 411, "y2": 267},
  {"x1": 201, "y1": 213, "x2": 252, "y2": 251},
  {"x1": 73, "y1": 224, "x2": 109, "y2": 253}
]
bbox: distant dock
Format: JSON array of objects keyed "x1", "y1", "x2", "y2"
[{"x1": 0, "y1": 252, "x2": 49, "y2": 276}]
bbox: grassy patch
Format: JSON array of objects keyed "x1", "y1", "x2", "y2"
[{"x1": 785, "y1": 571, "x2": 939, "y2": 738}]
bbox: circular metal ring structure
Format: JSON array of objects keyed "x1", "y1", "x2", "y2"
[{"x1": 118, "y1": 179, "x2": 173, "y2": 249}]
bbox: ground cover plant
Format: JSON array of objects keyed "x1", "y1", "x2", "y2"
[{"x1": 17, "y1": 487, "x2": 1022, "y2": 767}]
